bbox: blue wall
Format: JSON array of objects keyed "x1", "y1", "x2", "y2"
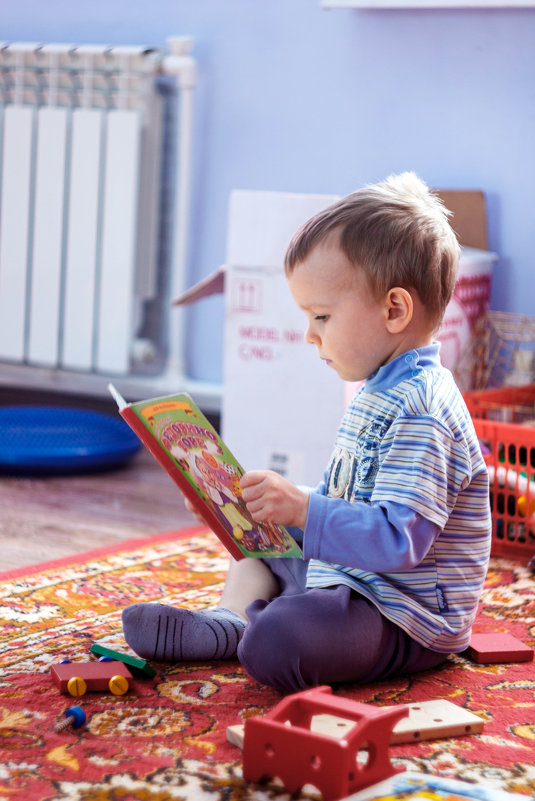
[{"x1": 2, "y1": 0, "x2": 534, "y2": 383}]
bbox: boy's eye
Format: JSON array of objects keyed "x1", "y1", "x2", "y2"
[{"x1": 314, "y1": 315, "x2": 329, "y2": 322}]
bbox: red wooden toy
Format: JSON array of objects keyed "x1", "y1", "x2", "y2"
[
  {"x1": 242, "y1": 685, "x2": 408, "y2": 801},
  {"x1": 51, "y1": 660, "x2": 133, "y2": 696},
  {"x1": 467, "y1": 633, "x2": 534, "y2": 664}
]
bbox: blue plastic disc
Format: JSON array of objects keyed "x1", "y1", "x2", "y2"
[
  {"x1": 64, "y1": 706, "x2": 86, "y2": 728},
  {"x1": 0, "y1": 406, "x2": 141, "y2": 475}
]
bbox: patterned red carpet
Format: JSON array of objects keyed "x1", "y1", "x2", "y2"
[{"x1": 1, "y1": 527, "x2": 534, "y2": 800}]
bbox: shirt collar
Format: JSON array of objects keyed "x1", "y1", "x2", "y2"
[{"x1": 364, "y1": 342, "x2": 442, "y2": 392}]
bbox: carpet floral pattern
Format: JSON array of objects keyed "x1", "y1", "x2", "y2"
[{"x1": 1, "y1": 527, "x2": 534, "y2": 800}]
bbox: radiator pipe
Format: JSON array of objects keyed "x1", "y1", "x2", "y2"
[{"x1": 161, "y1": 36, "x2": 196, "y2": 383}]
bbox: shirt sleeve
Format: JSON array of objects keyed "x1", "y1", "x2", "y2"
[
  {"x1": 303, "y1": 495, "x2": 441, "y2": 572},
  {"x1": 372, "y1": 415, "x2": 473, "y2": 528}
]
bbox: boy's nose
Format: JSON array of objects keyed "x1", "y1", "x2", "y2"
[{"x1": 305, "y1": 324, "x2": 320, "y2": 346}]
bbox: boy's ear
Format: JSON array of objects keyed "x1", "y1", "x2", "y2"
[{"x1": 385, "y1": 287, "x2": 413, "y2": 333}]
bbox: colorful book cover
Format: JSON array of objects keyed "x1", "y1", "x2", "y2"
[
  {"x1": 349, "y1": 772, "x2": 527, "y2": 801},
  {"x1": 109, "y1": 385, "x2": 302, "y2": 561}
]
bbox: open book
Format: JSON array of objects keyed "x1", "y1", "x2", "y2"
[{"x1": 109, "y1": 385, "x2": 302, "y2": 561}]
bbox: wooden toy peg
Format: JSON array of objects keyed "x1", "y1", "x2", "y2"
[{"x1": 54, "y1": 705, "x2": 86, "y2": 733}]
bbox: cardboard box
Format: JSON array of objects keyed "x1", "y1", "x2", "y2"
[
  {"x1": 176, "y1": 189, "x2": 495, "y2": 486},
  {"x1": 178, "y1": 191, "x2": 344, "y2": 486}
]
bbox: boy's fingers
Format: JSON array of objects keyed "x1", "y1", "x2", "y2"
[
  {"x1": 240, "y1": 470, "x2": 266, "y2": 488},
  {"x1": 241, "y1": 485, "x2": 264, "y2": 505},
  {"x1": 240, "y1": 472, "x2": 271, "y2": 502}
]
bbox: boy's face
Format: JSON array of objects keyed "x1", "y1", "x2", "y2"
[{"x1": 287, "y1": 238, "x2": 397, "y2": 382}]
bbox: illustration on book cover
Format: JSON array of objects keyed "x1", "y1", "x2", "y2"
[{"x1": 130, "y1": 394, "x2": 301, "y2": 558}]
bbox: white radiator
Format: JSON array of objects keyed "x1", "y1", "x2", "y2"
[{"x1": 0, "y1": 39, "x2": 202, "y2": 401}]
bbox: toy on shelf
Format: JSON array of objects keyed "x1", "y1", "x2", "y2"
[
  {"x1": 240, "y1": 685, "x2": 408, "y2": 801},
  {"x1": 51, "y1": 660, "x2": 132, "y2": 696},
  {"x1": 54, "y1": 705, "x2": 86, "y2": 733},
  {"x1": 90, "y1": 643, "x2": 156, "y2": 678},
  {"x1": 455, "y1": 310, "x2": 535, "y2": 392}
]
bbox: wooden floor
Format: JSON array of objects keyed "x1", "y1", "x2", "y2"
[
  {"x1": 0, "y1": 385, "x2": 222, "y2": 572},
  {"x1": 0, "y1": 444, "x2": 194, "y2": 573}
]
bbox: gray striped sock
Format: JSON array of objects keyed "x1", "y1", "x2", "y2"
[{"x1": 122, "y1": 603, "x2": 246, "y2": 662}]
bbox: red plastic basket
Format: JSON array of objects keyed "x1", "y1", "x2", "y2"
[
  {"x1": 465, "y1": 385, "x2": 535, "y2": 561},
  {"x1": 464, "y1": 383, "x2": 535, "y2": 424}
]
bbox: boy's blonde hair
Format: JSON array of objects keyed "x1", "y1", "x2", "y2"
[{"x1": 285, "y1": 172, "x2": 460, "y2": 330}]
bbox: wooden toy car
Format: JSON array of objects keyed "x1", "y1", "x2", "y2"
[{"x1": 51, "y1": 660, "x2": 133, "y2": 696}]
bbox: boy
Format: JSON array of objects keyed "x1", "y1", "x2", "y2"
[{"x1": 122, "y1": 172, "x2": 491, "y2": 692}]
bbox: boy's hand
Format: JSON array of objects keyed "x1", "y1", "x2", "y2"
[{"x1": 240, "y1": 470, "x2": 309, "y2": 530}]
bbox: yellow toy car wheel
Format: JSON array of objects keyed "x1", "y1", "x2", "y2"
[
  {"x1": 67, "y1": 676, "x2": 87, "y2": 697},
  {"x1": 108, "y1": 675, "x2": 129, "y2": 695}
]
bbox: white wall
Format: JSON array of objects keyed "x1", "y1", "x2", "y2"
[{"x1": 1, "y1": 0, "x2": 534, "y2": 383}]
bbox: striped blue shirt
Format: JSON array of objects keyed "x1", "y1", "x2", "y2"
[{"x1": 303, "y1": 343, "x2": 491, "y2": 653}]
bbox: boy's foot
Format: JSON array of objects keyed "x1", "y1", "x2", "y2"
[{"x1": 121, "y1": 604, "x2": 246, "y2": 662}]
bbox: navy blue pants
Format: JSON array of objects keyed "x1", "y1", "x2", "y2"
[{"x1": 237, "y1": 558, "x2": 447, "y2": 692}]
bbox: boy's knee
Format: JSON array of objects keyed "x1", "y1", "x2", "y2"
[{"x1": 238, "y1": 604, "x2": 309, "y2": 693}]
